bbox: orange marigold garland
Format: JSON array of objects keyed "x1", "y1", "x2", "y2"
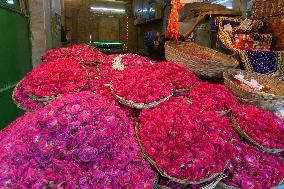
[{"x1": 166, "y1": 0, "x2": 185, "y2": 41}]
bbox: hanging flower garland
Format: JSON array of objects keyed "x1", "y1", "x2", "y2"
[
  {"x1": 166, "y1": 0, "x2": 185, "y2": 41},
  {"x1": 0, "y1": 92, "x2": 157, "y2": 188}
]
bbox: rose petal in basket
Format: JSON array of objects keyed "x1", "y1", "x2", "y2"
[
  {"x1": 110, "y1": 68, "x2": 174, "y2": 109},
  {"x1": 231, "y1": 104, "x2": 284, "y2": 154},
  {"x1": 224, "y1": 69, "x2": 284, "y2": 111},
  {"x1": 136, "y1": 97, "x2": 233, "y2": 185}
]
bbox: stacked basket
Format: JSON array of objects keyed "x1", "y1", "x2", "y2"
[
  {"x1": 223, "y1": 69, "x2": 284, "y2": 111},
  {"x1": 165, "y1": 42, "x2": 239, "y2": 78}
]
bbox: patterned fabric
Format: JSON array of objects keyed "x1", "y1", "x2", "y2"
[
  {"x1": 234, "y1": 34, "x2": 273, "y2": 51},
  {"x1": 214, "y1": 17, "x2": 266, "y2": 52},
  {"x1": 215, "y1": 17, "x2": 242, "y2": 51},
  {"x1": 213, "y1": 17, "x2": 284, "y2": 79},
  {"x1": 239, "y1": 50, "x2": 284, "y2": 78}
]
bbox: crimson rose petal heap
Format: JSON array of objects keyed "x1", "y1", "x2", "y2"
[
  {"x1": 137, "y1": 97, "x2": 233, "y2": 185},
  {"x1": 152, "y1": 62, "x2": 199, "y2": 93},
  {"x1": 42, "y1": 44, "x2": 105, "y2": 64},
  {"x1": 111, "y1": 68, "x2": 173, "y2": 109},
  {"x1": 12, "y1": 80, "x2": 44, "y2": 111},
  {"x1": 231, "y1": 104, "x2": 284, "y2": 154},
  {"x1": 189, "y1": 82, "x2": 238, "y2": 112}
]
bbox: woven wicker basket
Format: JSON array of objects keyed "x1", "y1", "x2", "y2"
[
  {"x1": 165, "y1": 42, "x2": 239, "y2": 78},
  {"x1": 12, "y1": 80, "x2": 29, "y2": 111},
  {"x1": 224, "y1": 69, "x2": 284, "y2": 111},
  {"x1": 135, "y1": 124, "x2": 227, "y2": 187},
  {"x1": 114, "y1": 94, "x2": 172, "y2": 109},
  {"x1": 231, "y1": 115, "x2": 284, "y2": 154}
]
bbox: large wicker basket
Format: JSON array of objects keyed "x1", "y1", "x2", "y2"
[
  {"x1": 223, "y1": 69, "x2": 284, "y2": 111},
  {"x1": 165, "y1": 42, "x2": 239, "y2": 78}
]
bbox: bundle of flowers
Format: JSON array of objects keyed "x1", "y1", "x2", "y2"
[
  {"x1": 0, "y1": 92, "x2": 157, "y2": 188},
  {"x1": 137, "y1": 97, "x2": 233, "y2": 185},
  {"x1": 42, "y1": 47, "x2": 71, "y2": 61},
  {"x1": 69, "y1": 44, "x2": 105, "y2": 64},
  {"x1": 99, "y1": 54, "x2": 155, "y2": 80},
  {"x1": 231, "y1": 104, "x2": 284, "y2": 154},
  {"x1": 152, "y1": 62, "x2": 199, "y2": 92},
  {"x1": 189, "y1": 82, "x2": 238, "y2": 112},
  {"x1": 221, "y1": 140, "x2": 284, "y2": 189},
  {"x1": 111, "y1": 68, "x2": 173, "y2": 109}
]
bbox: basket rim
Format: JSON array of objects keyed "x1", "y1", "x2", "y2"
[
  {"x1": 114, "y1": 93, "x2": 173, "y2": 109},
  {"x1": 230, "y1": 115, "x2": 284, "y2": 154}
]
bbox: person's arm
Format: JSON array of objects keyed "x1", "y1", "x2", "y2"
[{"x1": 183, "y1": 14, "x2": 206, "y2": 38}]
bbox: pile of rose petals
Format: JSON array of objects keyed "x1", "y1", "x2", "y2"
[
  {"x1": 111, "y1": 68, "x2": 173, "y2": 106},
  {"x1": 137, "y1": 97, "x2": 233, "y2": 184},
  {"x1": 8, "y1": 44, "x2": 284, "y2": 188},
  {"x1": 42, "y1": 47, "x2": 71, "y2": 61},
  {"x1": 99, "y1": 54, "x2": 155, "y2": 75},
  {"x1": 152, "y1": 62, "x2": 199, "y2": 92},
  {"x1": 232, "y1": 104, "x2": 284, "y2": 151},
  {"x1": 12, "y1": 80, "x2": 44, "y2": 111},
  {"x1": 0, "y1": 92, "x2": 157, "y2": 188},
  {"x1": 189, "y1": 82, "x2": 238, "y2": 112},
  {"x1": 23, "y1": 59, "x2": 89, "y2": 97},
  {"x1": 13, "y1": 59, "x2": 100, "y2": 111},
  {"x1": 223, "y1": 140, "x2": 284, "y2": 189},
  {"x1": 42, "y1": 44, "x2": 105, "y2": 64},
  {"x1": 69, "y1": 44, "x2": 105, "y2": 64}
]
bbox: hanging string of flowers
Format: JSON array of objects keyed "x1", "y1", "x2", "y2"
[{"x1": 166, "y1": 0, "x2": 185, "y2": 41}]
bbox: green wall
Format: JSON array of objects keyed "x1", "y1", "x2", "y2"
[{"x1": 0, "y1": 3, "x2": 32, "y2": 128}]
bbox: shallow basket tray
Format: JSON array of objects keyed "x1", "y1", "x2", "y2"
[
  {"x1": 114, "y1": 94, "x2": 172, "y2": 109},
  {"x1": 165, "y1": 42, "x2": 239, "y2": 78},
  {"x1": 223, "y1": 69, "x2": 284, "y2": 111},
  {"x1": 231, "y1": 115, "x2": 284, "y2": 154},
  {"x1": 135, "y1": 124, "x2": 227, "y2": 187}
]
